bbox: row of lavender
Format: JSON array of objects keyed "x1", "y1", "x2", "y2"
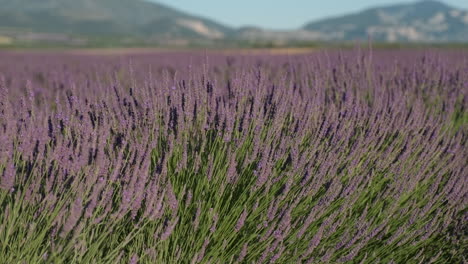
[{"x1": 0, "y1": 50, "x2": 466, "y2": 263}]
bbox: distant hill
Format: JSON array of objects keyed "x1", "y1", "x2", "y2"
[
  {"x1": 303, "y1": 0, "x2": 468, "y2": 42},
  {"x1": 0, "y1": 0, "x2": 467, "y2": 46},
  {"x1": 0, "y1": 0, "x2": 233, "y2": 41}
]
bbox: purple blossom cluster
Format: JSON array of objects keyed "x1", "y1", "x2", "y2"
[{"x1": 0, "y1": 49, "x2": 466, "y2": 263}]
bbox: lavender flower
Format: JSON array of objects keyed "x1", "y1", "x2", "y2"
[
  {"x1": 129, "y1": 254, "x2": 139, "y2": 264},
  {"x1": 235, "y1": 209, "x2": 248, "y2": 232},
  {"x1": 60, "y1": 197, "x2": 83, "y2": 238},
  {"x1": 160, "y1": 216, "x2": 179, "y2": 241},
  {"x1": 237, "y1": 242, "x2": 248, "y2": 263},
  {"x1": 0, "y1": 162, "x2": 15, "y2": 191}
]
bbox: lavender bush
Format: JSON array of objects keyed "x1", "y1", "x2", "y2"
[{"x1": 0, "y1": 49, "x2": 466, "y2": 263}]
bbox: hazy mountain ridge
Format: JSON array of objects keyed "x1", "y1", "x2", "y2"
[
  {"x1": 302, "y1": 0, "x2": 468, "y2": 42},
  {"x1": 0, "y1": 0, "x2": 233, "y2": 40},
  {"x1": 0, "y1": 0, "x2": 466, "y2": 45}
]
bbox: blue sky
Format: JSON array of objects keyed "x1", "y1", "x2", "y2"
[{"x1": 151, "y1": 0, "x2": 468, "y2": 29}]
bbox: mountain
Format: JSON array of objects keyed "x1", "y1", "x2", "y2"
[
  {"x1": 0, "y1": 0, "x2": 467, "y2": 45},
  {"x1": 303, "y1": 0, "x2": 468, "y2": 42},
  {"x1": 0, "y1": 0, "x2": 233, "y2": 40}
]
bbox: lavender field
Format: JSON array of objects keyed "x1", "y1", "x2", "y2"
[{"x1": 0, "y1": 49, "x2": 466, "y2": 263}]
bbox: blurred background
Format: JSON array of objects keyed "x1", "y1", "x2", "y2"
[{"x1": 0, "y1": 0, "x2": 467, "y2": 50}]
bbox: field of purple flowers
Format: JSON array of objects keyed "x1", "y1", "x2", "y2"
[{"x1": 0, "y1": 49, "x2": 466, "y2": 263}]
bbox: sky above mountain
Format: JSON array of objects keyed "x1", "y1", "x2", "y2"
[{"x1": 151, "y1": 0, "x2": 468, "y2": 30}]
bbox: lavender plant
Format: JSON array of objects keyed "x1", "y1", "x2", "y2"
[{"x1": 0, "y1": 49, "x2": 466, "y2": 263}]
